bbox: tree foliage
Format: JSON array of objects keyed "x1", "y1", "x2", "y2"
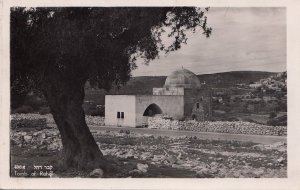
[{"x1": 11, "y1": 7, "x2": 211, "y2": 101}]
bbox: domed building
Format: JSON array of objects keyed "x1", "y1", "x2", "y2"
[
  {"x1": 105, "y1": 68, "x2": 212, "y2": 127},
  {"x1": 164, "y1": 69, "x2": 201, "y2": 89}
]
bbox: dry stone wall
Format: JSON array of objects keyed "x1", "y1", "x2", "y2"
[
  {"x1": 148, "y1": 117, "x2": 287, "y2": 136},
  {"x1": 11, "y1": 114, "x2": 286, "y2": 136},
  {"x1": 11, "y1": 114, "x2": 105, "y2": 126},
  {"x1": 11, "y1": 128, "x2": 63, "y2": 151}
]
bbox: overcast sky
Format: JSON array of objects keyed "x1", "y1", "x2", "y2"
[{"x1": 132, "y1": 7, "x2": 286, "y2": 76}]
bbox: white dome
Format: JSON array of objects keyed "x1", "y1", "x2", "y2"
[{"x1": 164, "y1": 68, "x2": 201, "y2": 89}]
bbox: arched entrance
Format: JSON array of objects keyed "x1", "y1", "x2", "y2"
[
  {"x1": 142, "y1": 103, "x2": 163, "y2": 126},
  {"x1": 143, "y1": 103, "x2": 163, "y2": 116}
]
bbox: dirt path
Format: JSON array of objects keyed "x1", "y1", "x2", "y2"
[{"x1": 88, "y1": 125, "x2": 286, "y2": 145}]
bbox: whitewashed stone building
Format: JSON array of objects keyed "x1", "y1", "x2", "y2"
[{"x1": 105, "y1": 68, "x2": 212, "y2": 127}]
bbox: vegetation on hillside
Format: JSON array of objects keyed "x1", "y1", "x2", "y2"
[{"x1": 13, "y1": 71, "x2": 287, "y2": 126}]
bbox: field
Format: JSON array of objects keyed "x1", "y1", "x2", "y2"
[{"x1": 10, "y1": 126, "x2": 287, "y2": 178}]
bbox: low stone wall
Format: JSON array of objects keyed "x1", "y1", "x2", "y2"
[
  {"x1": 148, "y1": 117, "x2": 287, "y2": 136},
  {"x1": 10, "y1": 114, "x2": 104, "y2": 151},
  {"x1": 11, "y1": 128, "x2": 63, "y2": 151},
  {"x1": 11, "y1": 118, "x2": 47, "y2": 129},
  {"x1": 11, "y1": 114, "x2": 55, "y2": 124},
  {"x1": 11, "y1": 114, "x2": 287, "y2": 136},
  {"x1": 11, "y1": 114, "x2": 105, "y2": 126},
  {"x1": 85, "y1": 115, "x2": 105, "y2": 125}
]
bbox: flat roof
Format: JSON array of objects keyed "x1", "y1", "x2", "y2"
[{"x1": 105, "y1": 94, "x2": 183, "y2": 97}]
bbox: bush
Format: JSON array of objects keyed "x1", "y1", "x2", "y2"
[
  {"x1": 23, "y1": 93, "x2": 47, "y2": 111},
  {"x1": 227, "y1": 117, "x2": 239, "y2": 121},
  {"x1": 13, "y1": 105, "x2": 34, "y2": 114},
  {"x1": 269, "y1": 112, "x2": 277, "y2": 119},
  {"x1": 89, "y1": 109, "x2": 103, "y2": 116},
  {"x1": 39, "y1": 107, "x2": 51, "y2": 115},
  {"x1": 11, "y1": 118, "x2": 47, "y2": 129},
  {"x1": 85, "y1": 106, "x2": 105, "y2": 116},
  {"x1": 267, "y1": 115, "x2": 287, "y2": 126}
]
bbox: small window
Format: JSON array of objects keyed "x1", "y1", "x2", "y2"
[
  {"x1": 117, "y1": 112, "x2": 120, "y2": 118},
  {"x1": 121, "y1": 112, "x2": 124, "y2": 119},
  {"x1": 196, "y1": 103, "x2": 200, "y2": 109}
]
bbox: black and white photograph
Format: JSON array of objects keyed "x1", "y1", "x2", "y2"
[{"x1": 1, "y1": 0, "x2": 300, "y2": 189}]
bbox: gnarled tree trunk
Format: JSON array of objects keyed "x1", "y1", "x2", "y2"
[{"x1": 43, "y1": 81, "x2": 107, "y2": 171}]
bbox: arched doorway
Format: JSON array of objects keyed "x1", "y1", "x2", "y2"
[
  {"x1": 142, "y1": 104, "x2": 163, "y2": 126},
  {"x1": 143, "y1": 103, "x2": 163, "y2": 116}
]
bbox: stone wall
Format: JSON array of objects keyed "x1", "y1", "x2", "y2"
[
  {"x1": 184, "y1": 89, "x2": 212, "y2": 121},
  {"x1": 148, "y1": 117, "x2": 287, "y2": 136},
  {"x1": 11, "y1": 128, "x2": 63, "y2": 150},
  {"x1": 152, "y1": 87, "x2": 184, "y2": 95},
  {"x1": 11, "y1": 114, "x2": 55, "y2": 124},
  {"x1": 11, "y1": 114, "x2": 105, "y2": 126}
]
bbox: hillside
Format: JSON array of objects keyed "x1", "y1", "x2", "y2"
[
  {"x1": 84, "y1": 71, "x2": 277, "y2": 105},
  {"x1": 13, "y1": 71, "x2": 281, "y2": 109},
  {"x1": 198, "y1": 71, "x2": 276, "y2": 88},
  {"x1": 13, "y1": 70, "x2": 286, "y2": 125}
]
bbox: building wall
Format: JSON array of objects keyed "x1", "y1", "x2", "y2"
[
  {"x1": 184, "y1": 89, "x2": 212, "y2": 121},
  {"x1": 104, "y1": 88, "x2": 212, "y2": 127},
  {"x1": 153, "y1": 87, "x2": 184, "y2": 95},
  {"x1": 104, "y1": 95, "x2": 136, "y2": 127},
  {"x1": 191, "y1": 102, "x2": 205, "y2": 121},
  {"x1": 135, "y1": 95, "x2": 184, "y2": 126}
]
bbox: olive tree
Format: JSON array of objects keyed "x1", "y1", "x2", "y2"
[{"x1": 11, "y1": 7, "x2": 211, "y2": 170}]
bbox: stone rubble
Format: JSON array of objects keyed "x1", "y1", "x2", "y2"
[
  {"x1": 10, "y1": 127, "x2": 287, "y2": 178},
  {"x1": 89, "y1": 168, "x2": 104, "y2": 178},
  {"x1": 11, "y1": 129, "x2": 62, "y2": 151},
  {"x1": 253, "y1": 142, "x2": 286, "y2": 152},
  {"x1": 137, "y1": 163, "x2": 149, "y2": 173}
]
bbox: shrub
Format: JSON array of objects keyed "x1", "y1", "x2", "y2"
[
  {"x1": 90, "y1": 109, "x2": 103, "y2": 116},
  {"x1": 269, "y1": 112, "x2": 277, "y2": 119},
  {"x1": 11, "y1": 118, "x2": 47, "y2": 129},
  {"x1": 23, "y1": 93, "x2": 47, "y2": 111},
  {"x1": 267, "y1": 115, "x2": 287, "y2": 126},
  {"x1": 243, "y1": 118, "x2": 258, "y2": 124},
  {"x1": 84, "y1": 104, "x2": 105, "y2": 116},
  {"x1": 136, "y1": 125, "x2": 148, "y2": 128},
  {"x1": 227, "y1": 117, "x2": 239, "y2": 121},
  {"x1": 39, "y1": 107, "x2": 51, "y2": 115},
  {"x1": 13, "y1": 105, "x2": 34, "y2": 114}
]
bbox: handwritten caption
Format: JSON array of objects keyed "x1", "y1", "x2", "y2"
[{"x1": 13, "y1": 164, "x2": 54, "y2": 177}]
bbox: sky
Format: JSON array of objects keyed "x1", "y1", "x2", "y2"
[{"x1": 132, "y1": 7, "x2": 286, "y2": 76}]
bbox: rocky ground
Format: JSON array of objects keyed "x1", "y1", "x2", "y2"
[{"x1": 10, "y1": 127, "x2": 287, "y2": 178}]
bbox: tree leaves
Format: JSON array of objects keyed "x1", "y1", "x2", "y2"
[{"x1": 11, "y1": 7, "x2": 212, "y2": 95}]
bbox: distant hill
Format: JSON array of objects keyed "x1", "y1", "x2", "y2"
[
  {"x1": 12, "y1": 70, "x2": 286, "y2": 124},
  {"x1": 84, "y1": 71, "x2": 279, "y2": 105},
  {"x1": 197, "y1": 71, "x2": 277, "y2": 88}
]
